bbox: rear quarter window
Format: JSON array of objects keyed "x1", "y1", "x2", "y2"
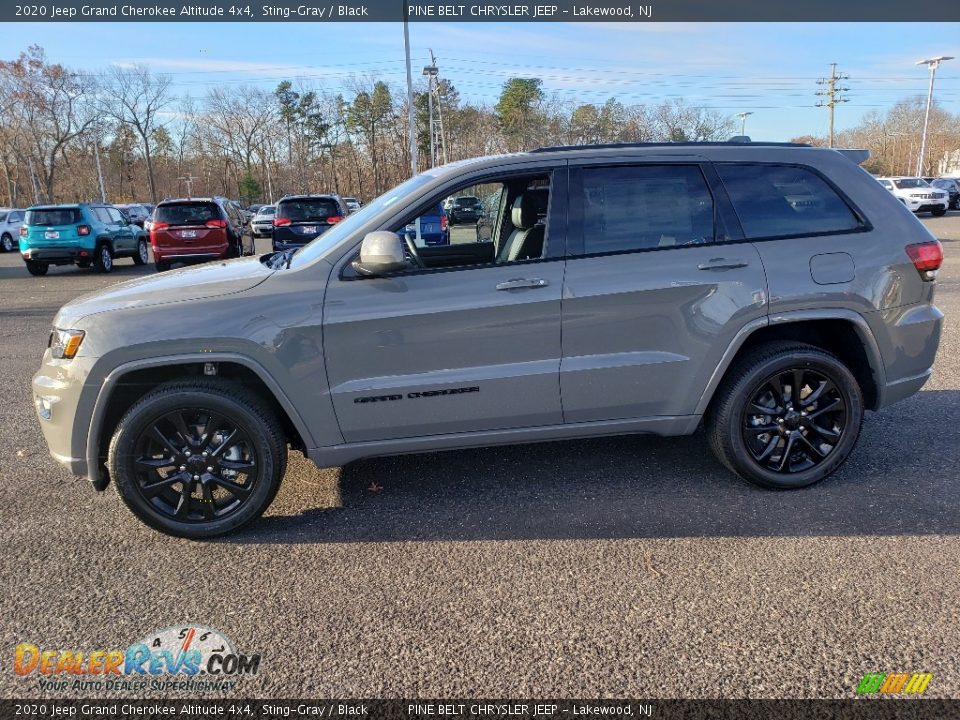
[
  {"x1": 717, "y1": 164, "x2": 861, "y2": 239},
  {"x1": 155, "y1": 203, "x2": 220, "y2": 225},
  {"x1": 26, "y1": 208, "x2": 81, "y2": 226}
]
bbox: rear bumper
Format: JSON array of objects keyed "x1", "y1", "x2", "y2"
[
  {"x1": 872, "y1": 303, "x2": 944, "y2": 410},
  {"x1": 21, "y1": 246, "x2": 93, "y2": 264}
]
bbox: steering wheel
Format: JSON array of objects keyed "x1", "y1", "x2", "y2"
[{"x1": 402, "y1": 230, "x2": 425, "y2": 268}]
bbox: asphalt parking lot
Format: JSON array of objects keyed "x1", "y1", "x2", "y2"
[{"x1": 1, "y1": 217, "x2": 959, "y2": 700}]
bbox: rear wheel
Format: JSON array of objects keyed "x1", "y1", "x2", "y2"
[
  {"x1": 93, "y1": 243, "x2": 114, "y2": 273},
  {"x1": 25, "y1": 260, "x2": 48, "y2": 276},
  {"x1": 0, "y1": 233, "x2": 13, "y2": 252},
  {"x1": 155, "y1": 259, "x2": 171, "y2": 272},
  {"x1": 706, "y1": 342, "x2": 863, "y2": 489},
  {"x1": 109, "y1": 380, "x2": 287, "y2": 538},
  {"x1": 132, "y1": 238, "x2": 149, "y2": 265}
]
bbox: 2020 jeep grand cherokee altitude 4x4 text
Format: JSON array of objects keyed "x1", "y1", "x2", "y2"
[{"x1": 32, "y1": 140, "x2": 944, "y2": 537}]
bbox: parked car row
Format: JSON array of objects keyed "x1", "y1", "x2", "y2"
[{"x1": 875, "y1": 175, "x2": 956, "y2": 215}]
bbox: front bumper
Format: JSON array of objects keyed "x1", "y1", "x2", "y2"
[
  {"x1": 903, "y1": 196, "x2": 948, "y2": 212},
  {"x1": 32, "y1": 353, "x2": 100, "y2": 483}
]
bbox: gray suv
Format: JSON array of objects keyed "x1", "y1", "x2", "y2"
[{"x1": 32, "y1": 140, "x2": 944, "y2": 537}]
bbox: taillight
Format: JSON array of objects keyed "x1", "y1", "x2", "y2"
[
  {"x1": 273, "y1": 217, "x2": 291, "y2": 227},
  {"x1": 905, "y1": 240, "x2": 943, "y2": 281},
  {"x1": 19, "y1": 226, "x2": 27, "y2": 237},
  {"x1": 326, "y1": 216, "x2": 343, "y2": 225},
  {"x1": 151, "y1": 222, "x2": 170, "y2": 232},
  {"x1": 77, "y1": 224, "x2": 91, "y2": 236},
  {"x1": 205, "y1": 219, "x2": 227, "y2": 229},
  {"x1": 440, "y1": 215, "x2": 449, "y2": 231}
]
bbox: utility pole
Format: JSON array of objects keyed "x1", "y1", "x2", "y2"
[
  {"x1": 177, "y1": 175, "x2": 199, "y2": 198},
  {"x1": 915, "y1": 56, "x2": 954, "y2": 176},
  {"x1": 816, "y1": 63, "x2": 849, "y2": 148},
  {"x1": 736, "y1": 111, "x2": 753, "y2": 136},
  {"x1": 422, "y1": 62, "x2": 437, "y2": 167},
  {"x1": 430, "y1": 49, "x2": 448, "y2": 164}
]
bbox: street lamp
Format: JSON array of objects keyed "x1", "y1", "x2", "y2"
[
  {"x1": 736, "y1": 111, "x2": 753, "y2": 137},
  {"x1": 915, "y1": 56, "x2": 953, "y2": 176}
]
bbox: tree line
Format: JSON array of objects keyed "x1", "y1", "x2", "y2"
[{"x1": 11, "y1": 43, "x2": 958, "y2": 209}]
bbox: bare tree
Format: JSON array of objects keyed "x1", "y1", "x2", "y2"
[
  {"x1": 0, "y1": 45, "x2": 98, "y2": 202},
  {"x1": 101, "y1": 64, "x2": 172, "y2": 203}
]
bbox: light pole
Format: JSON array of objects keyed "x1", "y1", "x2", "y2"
[
  {"x1": 915, "y1": 56, "x2": 953, "y2": 176},
  {"x1": 736, "y1": 111, "x2": 753, "y2": 137},
  {"x1": 403, "y1": 13, "x2": 418, "y2": 176}
]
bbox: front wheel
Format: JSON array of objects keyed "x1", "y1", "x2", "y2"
[
  {"x1": 25, "y1": 260, "x2": 48, "y2": 276},
  {"x1": 132, "y1": 238, "x2": 149, "y2": 265},
  {"x1": 706, "y1": 342, "x2": 863, "y2": 490},
  {"x1": 94, "y1": 243, "x2": 114, "y2": 273},
  {"x1": 109, "y1": 380, "x2": 287, "y2": 538},
  {"x1": 931, "y1": 206, "x2": 947, "y2": 217}
]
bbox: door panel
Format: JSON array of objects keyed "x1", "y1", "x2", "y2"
[
  {"x1": 560, "y1": 162, "x2": 768, "y2": 423},
  {"x1": 561, "y1": 244, "x2": 767, "y2": 421},
  {"x1": 323, "y1": 262, "x2": 565, "y2": 442}
]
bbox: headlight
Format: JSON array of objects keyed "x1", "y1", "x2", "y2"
[{"x1": 49, "y1": 328, "x2": 85, "y2": 359}]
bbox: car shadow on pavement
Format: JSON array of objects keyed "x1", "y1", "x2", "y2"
[{"x1": 223, "y1": 388, "x2": 960, "y2": 544}]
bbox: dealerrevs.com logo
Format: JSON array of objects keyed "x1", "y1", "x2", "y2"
[
  {"x1": 856, "y1": 672, "x2": 933, "y2": 695},
  {"x1": 14, "y1": 625, "x2": 261, "y2": 693}
]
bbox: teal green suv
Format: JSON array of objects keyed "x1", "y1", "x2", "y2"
[{"x1": 20, "y1": 203, "x2": 149, "y2": 276}]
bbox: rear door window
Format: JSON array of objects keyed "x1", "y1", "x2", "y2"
[
  {"x1": 577, "y1": 164, "x2": 716, "y2": 254},
  {"x1": 717, "y1": 164, "x2": 861, "y2": 239},
  {"x1": 26, "y1": 208, "x2": 81, "y2": 226},
  {"x1": 155, "y1": 202, "x2": 220, "y2": 226},
  {"x1": 107, "y1": 208, "x2": 126, "y2": 224},
  {"x1": 92, "y1": 207, "x2": 112, "y2": 224}
]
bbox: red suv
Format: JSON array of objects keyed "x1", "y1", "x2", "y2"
[{"x1": 150, "y1": 197, "x2": 254, "y2": 271}]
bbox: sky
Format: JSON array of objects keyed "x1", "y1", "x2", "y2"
[{"x1": 8, "y1": 21, "x2": 960, "y2": 141}]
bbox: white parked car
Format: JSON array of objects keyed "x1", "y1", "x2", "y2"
[
  {"x1": 0, "y1": 208, "x2": 25, "y2": 252},
  {"x1": 876, "y1": 177, "x2": 948, "y2": 216}
]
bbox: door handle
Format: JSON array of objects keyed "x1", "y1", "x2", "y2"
[
  {"x1": 697, "y1": 258, "x2": 749, "y2": 271},
  {"x1": 495, "y1": 278, "x2": 549, "y2": 291}
]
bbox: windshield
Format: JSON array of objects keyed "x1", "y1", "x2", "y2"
[
  {"x1": 455, "y1": 197, "x2": 480, "y2": 207},
  {"x1": 893, "y1": 179, "x2": 930, "y2": 189},
  {"x1": 932, "y1": 179, "x2": 954, "y2": 189},
  {"x1": 256, "y1": 206, "x2": 275, "y2": 217},
  {"x1": 289, "y1": 173, "x2": 437, "y2": 269}
]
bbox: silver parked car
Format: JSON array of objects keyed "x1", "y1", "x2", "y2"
[
  {"x1": 250, "y1": 205, "x2": 275, "y2": 238},
  {"x1": 32, "y1": 140, "x2": 944, "y2": 537},
  {"x1": 0, "y1": 208, "x2": 25, "y2": 252}
]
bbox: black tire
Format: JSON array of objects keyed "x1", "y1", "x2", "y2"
[
  {"x1": 93, "y1": 242, "x2": 114, "y2": 273},
  {"x1": 155, "y1": 259, "x2": 171, "y2": 272},
  {"x1": 132, "y1": 237, "x2": 149, "y2": 265},
  {"x1": 25, "y1": 260, "x2": 48, "y2": 276},
  {"x1": 705, "y1": 342, "x2": 864, "y2": 490},
  {"x1": 109, "y1": 380, "x2": 287, "y2": 538},
  {"x1": 0, "y1": 233, "x2": 13, "y2": 252},
  {"x1": 931, "y1": 206, "x2": 947, "y2": 217}
]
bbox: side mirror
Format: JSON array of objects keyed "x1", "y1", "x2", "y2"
[{"x1": 352, "y1": 231, "x2": 407, "y2": 276}]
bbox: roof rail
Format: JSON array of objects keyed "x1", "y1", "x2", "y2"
[{"x1": 529, "y1": 139, "x2": 810, "y2": 153}]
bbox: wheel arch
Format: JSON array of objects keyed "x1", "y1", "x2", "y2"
[
  {"x1": 86, "y1": 353, "x2": 313, "y2": 490},
  {"x1": 695, "y1": 310, "x2": 887, "y2": 417}
]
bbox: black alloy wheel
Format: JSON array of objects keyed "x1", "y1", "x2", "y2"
[
  {"x1": 110, "y1": 380, "x2": 286, "y2": 537},
  {"x1": 741, "y1": 367, "x2": 846, "y2": 474},
  {"x1": 131, "y1": 408, "x2": 259, "y2": 523}
]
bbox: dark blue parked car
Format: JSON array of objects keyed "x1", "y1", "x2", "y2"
[{"x1": 403, "y1": 203, "x2": 449, "y2": 246}]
